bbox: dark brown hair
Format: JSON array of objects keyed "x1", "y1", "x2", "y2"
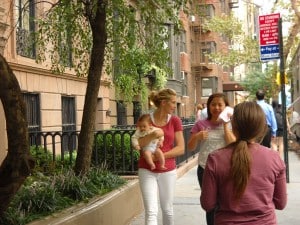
[
  {"x1": 256, "y1": 89, "x2": 265, "y2": 100},
  {"x1": 206, "y1": 93, "x2": 229, "y2": 120},
  {"x1": 137, "y1": 114, "x2": 151, "y2": 125}
]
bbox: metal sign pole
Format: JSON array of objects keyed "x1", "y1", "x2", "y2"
[{"x1": 278, "y1": 18, "x2": 289, "y2": 183}]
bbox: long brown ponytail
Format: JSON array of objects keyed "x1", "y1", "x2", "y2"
[{"x1": 230, "y1": 101, "x2": 267, "y2": 200}]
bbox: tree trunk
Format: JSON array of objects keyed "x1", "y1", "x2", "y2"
[
  {"x1": 74, "y1": 1, "x2": 107, "y2": 175},
  {"x1": 0, "y1": 54, "x2": 35, "y2": 215},
  {"x1": 283, "y1": 0, "x2": 300, "y2": 61}
]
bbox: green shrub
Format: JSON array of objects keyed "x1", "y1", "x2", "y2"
[
  {"x1": 54, "y1": 170, "x2": 98, "y2": 201},
  {"x1": 30, "y1": 145, "x2": 54, "y2": 174},
  {"x1": 92, "y1": 132, "x2": 140, "y2": 174},
  {"x1": 0, "y1": 168, "x2": 126, "y2": 225},
  {"x1": 0, "y1": 133, "x2": 134, "y2": 224},
  {"x1": 29, "y1": 146, "x2": 77, "y2": 175}
]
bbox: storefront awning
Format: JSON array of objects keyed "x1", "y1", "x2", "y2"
[{"x1": 223, "y1": 82, "x2": 244, "y2": 91}]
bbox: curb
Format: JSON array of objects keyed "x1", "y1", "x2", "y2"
[{"x1": 176, "y1": 156, "x2": 198, "y2": 179}]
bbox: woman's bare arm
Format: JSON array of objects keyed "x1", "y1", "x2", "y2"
[
  {"x1": 224, "y1": 122, "x2": 236, "y2": 144},
  {"x1": 163, "y1": 130, "x2": 185, "y2": 159},
  {"x1": 138, "y1": 129, "x2": 164, "y2": 148},
  {"x1": 187, "y1": 130, "x2": 208, "y2": 151},
  {"x1": 187, "y1": 133, "x2": 199, "y2": 151}
]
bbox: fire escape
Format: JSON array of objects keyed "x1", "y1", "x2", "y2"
[{"x1": 190, "y1": 17, "x2": 213, "y2": 78}]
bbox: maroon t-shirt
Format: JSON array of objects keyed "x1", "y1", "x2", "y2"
[
  {"x1": 201, "y1": 143, "x2": 287, "y2": 225},
  {"x1": 138, "y1": 115, "x2": 183, "y2": 173}
]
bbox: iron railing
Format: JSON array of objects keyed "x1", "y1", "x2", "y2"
[{"x1": 29, "y1": 124, "x2": 198, "y2": 175}]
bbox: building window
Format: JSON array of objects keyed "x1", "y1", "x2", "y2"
[
  {"x1": 133, "y1": 101, "x2": 141, "y2": 124},
  {"x1": 180, "y1": 30, "x2": 186, "y2": 53},
  {"x1": 62, "y1": 96, "x2": 76, "y2": 152},
  {"x1": 23, "y1": 93, "x2": 40, "y2": 146},
  {"x1": 16, "y1": 0, "x2": 36, "y2": 58},
  {"x1": 117, "y1": 101, "x2": 127, "y2": 126},
  {"x1": 201, "y1": 77, "x2": 218, "y2": 97},
  {"x1": 200, "y1": 41, "x2": 216, "y2": 63},
  {"x1": 199, "y1": 4, "x2": 215, "y2": 21},
  {"x1": 181, "y1": 71, "x2": 187, "y2": 96}
]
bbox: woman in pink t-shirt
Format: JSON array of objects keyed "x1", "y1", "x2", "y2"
[
  {"x1": 201, "y1": 101, "x2": 287, "y2": 225},
  {"x1": 188, "y1": 93, "x2": 236, "y2": 225},
  {"x1": 136, "y1": 88, "x2": 184, "y2": 225}
]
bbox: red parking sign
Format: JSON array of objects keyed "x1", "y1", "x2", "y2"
[{"x1": 259, "y1": 13, "x2": 280, "y2": 46}]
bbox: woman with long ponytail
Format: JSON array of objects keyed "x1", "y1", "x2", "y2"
[{"x1": 200, "y1": 101, "x2": 287, "y2": 225}]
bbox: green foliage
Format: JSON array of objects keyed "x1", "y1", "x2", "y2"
[
  {"x1": 0, "y1": 168, "x2": 125, "y2": 225},
  {"x1": 201, "y1": 13, "x2": 243, "y2": 39},
  {"x1": 241, "y1": 64, "x2": 278, "y2": 100},
  {"x1": 147, "y1": 64, "x2": 168, "y2": 89},
  {"x1": 35, "y1": 0, "x2": 188, "y2": 103},
  {"x1": 30, "y1": 130, "x2": 139, "y2": 176},
  {"x1": 92, "y1": 132, "x2": 140, "y2": 173},
  {"x1": 30, "y1": 146, "x2": 76, "y2": 175},
  {"x1": 114, "y1": 47, "x2": 168, "y2": 104},
  {"x1": 273, "y1": 0, "x2": 293, "y2": 22},
  {"x1": 274, "y1": 0, "x2": 300, "y2": 65},
  {"x1": 87, "y1": 168, "x2": 126, "y2": 190},
  {"x1": 30, "y1": 145, "x2": 54, "y2": 173},
  {"x1": 54, "y1": 170, "x2": 98, "y2": 201},
  {"x1": 201, "y1": 13, "x2": 260, "y2": 68},
  {"x1": 36, "y1": 0, "x2": 92, "y2": 75}
]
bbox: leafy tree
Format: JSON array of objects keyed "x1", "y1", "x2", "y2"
[
  {"x1": 0, "y1": 0, "x2": 189, "y2": 214},
  {"x1": 274, "y1": 0, "x2": 300, "y2": 63},
  {"x1": 0, "y1": 54, "x2": 35, "y2": 215},
  {"x1": 201, "y1": 1, "x2": 300, "y2": 99},
  {"x1": 201, "y1": 13, "x2": 260, "y2": 68},
  {"x1": 241, "y1": 64, "x2": 278, "y2": 100},
  {"x1": 34, "y1": 0, "x2": 188, "y2": 175}
]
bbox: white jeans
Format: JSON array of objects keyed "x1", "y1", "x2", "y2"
[{"x1": 138, "y1": 168, "x2": 177, "y2": 225}]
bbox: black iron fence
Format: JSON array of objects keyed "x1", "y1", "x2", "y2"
[{"x1": 29, "y1": 124, "x2": 198, "y2": 175}]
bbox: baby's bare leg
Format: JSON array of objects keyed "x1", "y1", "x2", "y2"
[
  {"x1": 154, "y1": 149, "x2": 166, "y2": 169},
  {"x1": 143, "y1": 150, "x2": 156, "y2": 170}
]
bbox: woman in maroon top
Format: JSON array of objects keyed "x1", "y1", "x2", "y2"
[
  {"x1": 200, "y1": 101, "x2": 287, "y2": 225},
  {"x1": 137, "y1": 88, "x2": 184, "y2": 225}
]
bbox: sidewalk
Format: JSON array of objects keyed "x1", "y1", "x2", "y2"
[{"x1": 129, "y1": 150, "x2": 300, "y2": 225}]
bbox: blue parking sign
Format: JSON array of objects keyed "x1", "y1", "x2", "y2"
[{"x1": 260, "y1": 44, "x2": 280, "y2": 61}]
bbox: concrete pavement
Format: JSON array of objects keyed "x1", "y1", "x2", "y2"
[
  {"x1": 129, "y1": 150, "x2": 300, "y2": 225},
  {"x1": 277, "y1": 150, "x2": 300, "y2": 225}
]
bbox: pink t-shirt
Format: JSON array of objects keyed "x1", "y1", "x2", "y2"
[
  {"x1": 138, "y1": 115, "x2": 183, "y2": 172},
  {"x1": 200, "y1": 143, "x2": 287, "y2": 225},
  {"x1": 191, "y1": 119, "x2": 228, "y2": 168}
]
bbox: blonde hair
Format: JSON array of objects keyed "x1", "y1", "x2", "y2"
[
  {"x1": 196, "y1": 104, "x2": 203, "y2": 110},
  {"x1": 230, "y1": 101, "x2": 267, "y2": 200},
  {"x1": 149, "y1": 88, "x2": 176, "y2": 108}
]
